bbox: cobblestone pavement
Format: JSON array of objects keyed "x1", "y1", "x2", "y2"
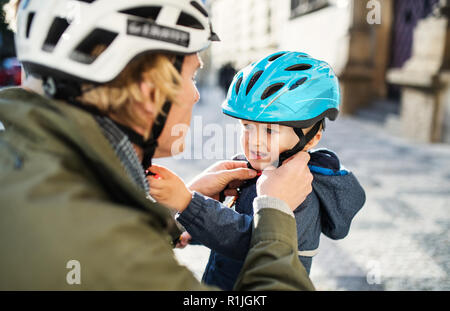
[{"x1": 155, "y1": 86, "x2": 450, "y2": 291}]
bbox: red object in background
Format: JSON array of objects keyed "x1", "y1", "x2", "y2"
[
  {"x1": 12, "y1": 66, "x2": 22, "y2": 85},
  {"x1": 0, "y1": 67, "x2": 21, "y2": 86},
  {"x1": 5, "y1": 67, "x2": 21, "y2": 86},
  {"x1": 0, "y1": 58, "x2": 22, "y2": 87},
  {"x1": 0, "y1": 69, "x2": 7, "y2": 86}
]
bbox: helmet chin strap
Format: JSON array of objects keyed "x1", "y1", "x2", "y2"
[
  {"x1": 244, "y1": 120, "x2": 323, "y2": 172},
  {"x1": 276, "y1": 120, "x2": 323, "y2": 167}
]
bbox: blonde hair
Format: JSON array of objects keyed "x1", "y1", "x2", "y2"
[
  {"x1": 79, "y1": 52, "x2": 182, "y2": 139},
  {"x1": 2, "y1": 0, "x2": 20, "y2": 32},
  {"x1": 2, "y1": 0, "x2": 183, "y2": 139}
]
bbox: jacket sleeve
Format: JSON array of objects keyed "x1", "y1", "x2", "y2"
[
  {"x1": 126, "y1": 199, "x2": 314, "y2": 291},
  {"x1": 176, "y1": 193, "x2": 314, "y2": 291},
  {"x1": 234, "y1": 197, "x2": 315, "y2": 291},
  {"x1": 1, "y1": 189, "x2": 314, "y2": 291},
  {"x1": 176, "y1": 192, "x2": 252, "y2": 260},
  {"x1": 73, "y1": 196, "x2": 314, "y2": 291}
]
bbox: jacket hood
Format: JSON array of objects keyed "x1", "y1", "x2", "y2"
[{"x1": 308, "y1": 148, "x2": 365, "y2": 239}]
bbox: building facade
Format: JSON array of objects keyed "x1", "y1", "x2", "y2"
[{"x1": 207, "y1": 0, "x2": 450, "y2": 144}]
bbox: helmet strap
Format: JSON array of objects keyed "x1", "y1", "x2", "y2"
[
  {"x1": 43, "y1": 76, "x2": 83, "y2": 101},
  {"x1": 276, "y1": 120, "x2": 323, "y2": 167}
]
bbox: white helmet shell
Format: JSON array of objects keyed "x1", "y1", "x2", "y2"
[{"x1": 15, "y1": 0, "x2": 219, "y2": 84}]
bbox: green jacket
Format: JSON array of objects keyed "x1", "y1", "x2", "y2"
[{"x1": 0, "y1": 88, "x2": 314, "y2": 291}]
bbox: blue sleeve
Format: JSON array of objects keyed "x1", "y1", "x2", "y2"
[{"x1": 176, "y1": 191, "x2": 253, "y2": 261}]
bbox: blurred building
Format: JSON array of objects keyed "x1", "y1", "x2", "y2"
[
  {"x1": 208, "y1": 0, "x2": 351, "y2": 75},
  {"x1": 207, "y1": 0, "x2": 450, "y2": 144}
]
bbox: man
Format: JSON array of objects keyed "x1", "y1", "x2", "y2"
[{"x1": 0, "y1": 0, "x2": 315, "y2": 290}]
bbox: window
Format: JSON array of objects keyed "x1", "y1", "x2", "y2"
[{"x1": 290, "y1": 0, "x2": 329, "y2": 19}]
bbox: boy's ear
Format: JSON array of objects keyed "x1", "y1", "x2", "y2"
[{"x1": 304, "y1": 130, "x2": 323, "y2": 151}]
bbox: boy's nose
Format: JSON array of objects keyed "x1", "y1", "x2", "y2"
[{"x1": 248, "y1": 134, "x2": 262, "y2": 149}]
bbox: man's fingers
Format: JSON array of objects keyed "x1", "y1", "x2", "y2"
[
  {"x1": 148, "y1": 164, "x2": 173, "y2": 179},
  {"x1": 288, "y1": 151, "x2": 310, "y2": 165},
  {"x1": 220, "y1": 161, "x2": 249, "y2": 170},
  {"x1": 147, "y1": 175, "x2": 167, "y2": 188},
  {"x1": 221, "y1": 167, "x2": 257, "y2": 182},
  {"x1": 263, "y1": 165, "x2": 276, "y2": 171}
]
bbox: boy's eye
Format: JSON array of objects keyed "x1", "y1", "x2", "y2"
[{"x1": 266, "y1": 127, "x2": 278, "y2": 134}]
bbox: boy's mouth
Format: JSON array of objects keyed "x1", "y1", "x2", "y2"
[{"x1": 249, "y1": 150, "x2": 269, "y2": 160}]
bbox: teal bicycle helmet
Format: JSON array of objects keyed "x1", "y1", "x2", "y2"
[{"x1": 222, "y1": 51, "x2": 340, "y2": 165}]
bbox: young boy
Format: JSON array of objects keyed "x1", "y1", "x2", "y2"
[{"x1": 150, "y1": 51, "x2": 366, "y2": 290}]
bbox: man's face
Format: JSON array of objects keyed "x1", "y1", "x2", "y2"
[{"x1": 154, "y1": 53, "x2": 202, "y2": 157}]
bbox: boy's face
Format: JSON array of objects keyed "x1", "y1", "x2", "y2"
[
  {"x1": 239, "y1": 120, "x2": 300, "y2": 171},
  {"x1": 239, "y1": 120, "x2": 323, "y2": 170}
]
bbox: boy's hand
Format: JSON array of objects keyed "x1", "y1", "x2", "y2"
[
  {"x1": 147, "y1": 165, "x2": 193, "y2": 213},
  {"x1": 188, "y1": 160, "x2": 257, "y2": 200},
  {"x1": 257, "y1": 152, "x2": 313, "y2": 211}
]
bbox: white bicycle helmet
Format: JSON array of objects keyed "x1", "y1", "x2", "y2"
[
  {"x1": 14, "y1": 0, "x2": 219, "y2": 171},
  {"x1": 15, "y1": 0, "x2": 219, "y2": 84}
]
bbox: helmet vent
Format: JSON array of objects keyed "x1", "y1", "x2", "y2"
[
  {"x1": 268, "y1": 53, "x2": 286, "y2": 62},
  {"x1": 285, "y1": 64, "x2": 312, "y2": 71},
  {"x1": 177, "y1": 12, "x2": 205, "y2": 30},
  {"x1": 70, "y1": 29, "x2": 118, "y2": 64},
  {"x1": 235, "y1": 76, "x2": 243, "y2": 95},
  {"x1": 246, "y1": 70, "x2": 263, "y2": 95},
  {"x1": 42, "y1": 18, "x2": 70, "y2": 52},
  {"x1": 289, "y1": 77, "x2": 307, "y2": 90},
  {"x1": 261, "y1": 83, "x2": 285, "y2": 100},
  {"x1": 25, "y1": 12, "x2": 35, "y2": 38},
  {"x1": 190, "y1": 1, "x2": 209, "y2": 17},
  {"x1": 120, "y1": 6, "x2": 162, "y2": 22}
]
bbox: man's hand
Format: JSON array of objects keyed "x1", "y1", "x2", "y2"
[
  {"x1": 257, "y1": 152, "x2": 313, "y2": 211},
  {"x1": 188, "y1": 161, "x2": 257, "y2": 200},
  {"x1": 147, "y1": 165, "x2": 193, "y2": 212}
]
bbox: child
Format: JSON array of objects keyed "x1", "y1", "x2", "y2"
[{"x1": 151, "y1": 51, "x2": 366, "y2": 290}]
